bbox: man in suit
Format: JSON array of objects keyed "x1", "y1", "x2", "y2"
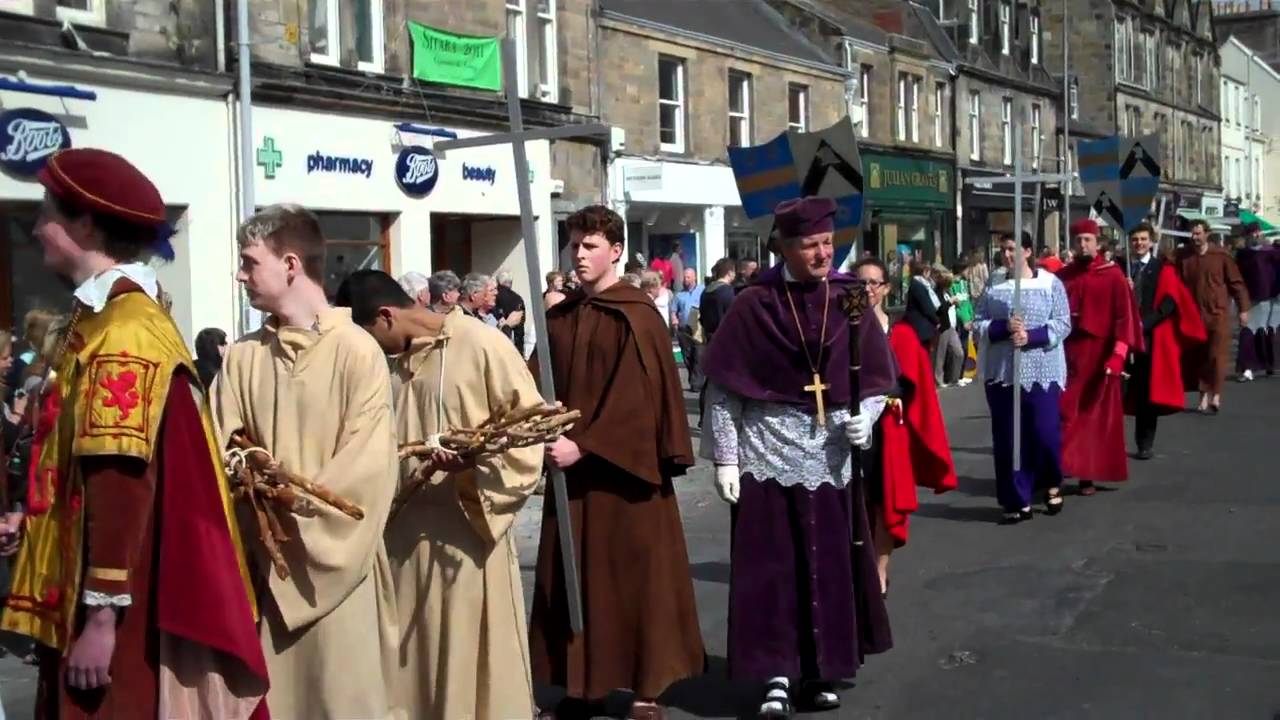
[
  {"x1": 1123, "y1": 222, "x2": 1207, "y2": 461},
  {"x1": 1125, "y1": 223, "x2": 1165, "y2": 459}
]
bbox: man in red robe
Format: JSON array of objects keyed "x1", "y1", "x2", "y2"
[
  {"x1": 1, "y1": 149, "x2": 268, "y2": 718},
  {"x1": 852, "y1": 258, "x2": 956, "y2": 596},
  {"x1": 1123, "y1": 223, "x2": 1206, "y2": 459},
  {"x1": 1057, "y1": 218, "x2": 1143, "y2": 495}
]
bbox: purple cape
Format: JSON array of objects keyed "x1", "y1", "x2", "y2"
[{"x1": 703, "y1": 264, "x2": 898, "y2": 411}]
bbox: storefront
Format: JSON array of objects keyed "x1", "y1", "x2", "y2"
[
  {"x1": 608, "y1": 157, "x2": 755, "y2": 281},
  {"x1": 961, "y1": 166, "x2": 1061, "y2": 270},
  {"x1": 250, "y1": 106, "x2": 556, "y2": 315},
  {"x1": 855, "y1": 152, "x2": 955, "y2": 308},
  {"x1": 0, "y1": 69, "x2": 237, "y2": 344}
]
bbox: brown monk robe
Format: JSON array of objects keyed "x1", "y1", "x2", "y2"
[
  {"x1": 528, "y1": 280, "x2": 705, "y2": 711},
  {"x1": 1177, "y1": 226, "x2": 1249, "y2": 405}
]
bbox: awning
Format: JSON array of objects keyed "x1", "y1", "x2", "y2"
[
  {"x1": 1177, "y1": 209, "x2": 1232, "y2": 231},
  {"x1": 1238, "y1": 209, "x2": 1277, "y2": 232}
]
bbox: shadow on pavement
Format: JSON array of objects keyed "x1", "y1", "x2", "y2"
[
  {"x1": 913, "y1": 502, "x2": 1000, "y2": 524},
  {"x1": 954, "y1": 474, "x2": 997, "y2": 499},
  {"x1": 689, "y1": 561, "x2": 730, "y2": 585},
  {"x1": 661, "y1": 655, "x2": 757, "y2": 719}
]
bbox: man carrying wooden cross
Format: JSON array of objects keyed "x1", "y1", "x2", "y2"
[
  {"x1": 334, "y1": 269, "x2": 545, "y2": 720},
  {"x1": 212, "y1": 205, "x2": 400, "y2": 719},
  {"x1": 702, "y1": 196, "x2": 896, "y2": 716}
]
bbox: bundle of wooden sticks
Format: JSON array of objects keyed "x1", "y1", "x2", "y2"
[
  {"x1": 393, "y1": 402, "x2": 580, "y2": 518},
  {"x1": 225, "y1": 432, "x2": 364, "y2": 580}
]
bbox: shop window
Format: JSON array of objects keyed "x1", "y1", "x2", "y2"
[
  {"x1": 310, "y1": 0, "x2": 384, "y2": 72},
  {"x1": 317, "y1": 212, "x2": 391, "y2": 302},
  {"x1": 56, "y1": 0, "x2": 105, "y2": 26},
  {"x1": 788, "y1": 83, "x2": 809, "y2": 133},
  {"x1": 658, "y1": 56, "x2": 686, "y2": 153},
  {"x1": 728, "y1": 71, "x2": 752, "y2": 147}
]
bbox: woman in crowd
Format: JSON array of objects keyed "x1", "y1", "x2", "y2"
[
  {"x1": 933, "y1": 265, "x2": 967, "y2": 387},
  {"x1": 641, "y1": 269, "x2": 675, "y2": 330},
  {"x1": 2, "y1": 309, "x2": 56, "y2": 406},
  {"x1": 544, "y1": 270, "x2": 567, "y2": 309},
  {"x1": 904, "y1": 259, "x2": 941, "y2": 354},
  {"x1": 194, "y1": 327, "x2": 228, "y2": 391}
]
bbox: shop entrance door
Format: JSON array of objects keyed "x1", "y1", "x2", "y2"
[
  {"x1": 431, "y1": 215, "x2": 473, "y2": 277},
  {"x1": 0, "y1": 202, "x2": 69, "y2": 330}
]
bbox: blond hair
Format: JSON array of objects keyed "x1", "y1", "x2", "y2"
[
  {"x1": 238, "y1": 204, "x2": 326, "y2": 283},
  {"x1": 639, "y1": 270, "x2": 664, "y2": 291}
]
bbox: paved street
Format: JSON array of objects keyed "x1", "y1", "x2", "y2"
[{"x1": 3, "y1": 378, "x2": 1278, "y2": 718}]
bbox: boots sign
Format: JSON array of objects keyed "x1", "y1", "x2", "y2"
[
  {"x1": 0, "y1": 108, "x2": 71, "y2": 178},
  {"x1": 395, "y1": 145, "x2": 439, "y2": 197}
]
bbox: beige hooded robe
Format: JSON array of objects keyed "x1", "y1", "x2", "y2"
[
  {"x1": 386, "y1": 311, "x2": 543, "y2": 720},
  {"x1": 212, "y1": 308, "x2": 400, "y2": 720}
]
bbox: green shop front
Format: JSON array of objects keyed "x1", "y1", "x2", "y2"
[{"x1": 848, "y1": 152, "x2": 955, "y2": 308}]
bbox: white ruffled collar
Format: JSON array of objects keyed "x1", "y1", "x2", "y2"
[{"x1": 73, "y1": 263, "x2": 158, "y2": 312}]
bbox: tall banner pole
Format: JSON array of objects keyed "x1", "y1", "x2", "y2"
[{"x1": 1012, "y1": 125, "x2": 1024, "y2": 473}]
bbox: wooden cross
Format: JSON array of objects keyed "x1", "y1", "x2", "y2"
[
  {"x1": 805, "y1": 372, "x2": 831, "y2": 427},
  {"x1": 428, "y1": 38, "x2": 609, "y2": 637}
]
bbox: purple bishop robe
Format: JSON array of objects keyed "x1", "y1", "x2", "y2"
[{"x1": 704, "y1": 264, "x2": 897, "y2": 683}]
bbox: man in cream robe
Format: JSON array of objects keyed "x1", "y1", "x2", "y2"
[
  {"x1": 336, "y1": 269, "x2": 543, "y2": 720},
  {"x1": 213, "y1": 205, "x2": 401, "y2": 720}
]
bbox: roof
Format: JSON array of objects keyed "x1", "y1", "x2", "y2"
[{"x1": 599, "y1": 0, "x2": 839, "y2": 67}]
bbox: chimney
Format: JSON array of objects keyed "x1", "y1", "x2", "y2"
[{"x1": 872, "y1": 9, "x2": 904, "y2": 35}]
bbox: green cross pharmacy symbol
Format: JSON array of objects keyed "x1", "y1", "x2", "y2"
[{"x1": 256, "y1": 137, "x2": 283, "y2": 179}]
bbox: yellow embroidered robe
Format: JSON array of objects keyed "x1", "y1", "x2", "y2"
[
  {"x1": 212, "y1": 308, "x2": 400, "y2": 720},
  {"x1": 387, "y1": 311, "x2": 543, "y2": 720}
]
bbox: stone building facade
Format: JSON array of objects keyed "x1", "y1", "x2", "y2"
[
  {"x1": 597, "y1": 0, "x2": 849, "y2": 272},
  {"x1": 1042, "y1": 0, "x2": 1224, "y2": 226}
]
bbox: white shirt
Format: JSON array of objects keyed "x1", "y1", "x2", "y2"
[{"x1": 74, "y1": 262, "x2": 159, "y2": 312}]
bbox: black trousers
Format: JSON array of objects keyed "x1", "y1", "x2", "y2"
[{"x1": 1130, "y1": 351, "x2": 1159, "y2": 452}]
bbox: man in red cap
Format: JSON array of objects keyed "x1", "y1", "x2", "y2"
[
  {"x1": 1056, "y1": 217, "x2": 1143, "y2": 494},
  {"x1": 0, "y1": 148, "x2": 268, "y2": 718},
  {"x1": 703, "y1": 196, "x2": 896, "y2": 715}
]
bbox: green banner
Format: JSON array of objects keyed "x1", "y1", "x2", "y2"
[
  {"x1": 408, "y1": 21, "x2": 502, "y2": 92},
  {"x1": 862, "y1": 152, "x2": 954, "y2": 209}
]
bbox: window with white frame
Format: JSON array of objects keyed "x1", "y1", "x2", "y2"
[
  {"x1": 1254, "y1": 155, "x2": 1261, "y2": 200},
  {"x1": 1202, "y1": 127, "x2": 1211, "y2": 179},
  {"x1": 1000, "y1": 2, "x2": 1011, "y2": 55},
  {"x1": 310, "y1": 0, "x2": 384, "y2": 71},
  {"x1": 1152, "y1": 30, "x2": 1162, "y2": 87},
  {"x1": 504, "y1": 0, "x2": 557, "y2": 99},
  {"x1": 1236, "y1": 84, "x2": 1243, "y2": 126},
  {"x1": 1001, "y1": 97, "x2": 1012, "y2": 165},
  {"x1": 55, "y1": 0, "x2": 106, "y2": 27},
  {"x1": 788, "y1": 83, "x2": 809, "y2": 133},
  {"x1": 1221, "y1": 79, "x2": 1228, "y2": 118},
  {"x1": 969, "y1": 0, "x2": 980, "y2": 44},
  {"x1": 860, "y1": 66, "x2": 872, "y2": 138},
  {"x1": 910, "y1": 76, "x2": 921, "y2": 142},
  {"x1": 1031, "y1": 104, "x2": 1042, "y2": 169},
  {"x1": 728, "y1": 71, "x2": 752, "y2": 147},
  {"x1": 658, "y1": 56, "x2": 686, "y2": 153},
  {"x1": 969, "y1": 91, "x2": 981, "y2": 161},
  {"x1": 1069, "y1": 79, "x2": 1079, "y2": 120},
  {"x1": 1253, "y1": 95, "x2": 1261, "y2": 130},
  {"x1": 1115, "y1": 17, "x2": 1134, "y2": 83},
  {"x1": 1223, "y1": 153, "x2": 1230, "y2": 193},
  {"x1": 934, "y1": 82, "x2": 946, "y2": 147},
  {"x1": 1187, "y1": 53, "x2": 1198, "y2": 104},
  {"x1": 1030, "y1": 13, "x2": 1040, "y2": 65},
  {"x1": 896, "y1": 74, "x2": 907, "y2": 140}
]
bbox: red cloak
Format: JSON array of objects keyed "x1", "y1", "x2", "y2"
[
  {"x1": 1126, "y1": 264, "x2": 1207, "y2": 416},
  {"x1": 878, "y1": 323, "x2": 958, "y2": 546},
  {"x1": 1057, "y1": 256, "x2": 1143, "y2": 482}
]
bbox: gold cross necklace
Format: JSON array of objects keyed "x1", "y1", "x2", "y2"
[{"x1": 783, "y1": 275, "x2": 831, "y2": 426}]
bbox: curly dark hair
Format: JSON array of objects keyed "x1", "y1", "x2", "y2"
[{"x1": 566, "y1": 204, "x2": 625, "y2": 247}]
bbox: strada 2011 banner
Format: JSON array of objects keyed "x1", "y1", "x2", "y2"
[{"x1": 407, "y1": 21, "x2": 502, "y2": 92}]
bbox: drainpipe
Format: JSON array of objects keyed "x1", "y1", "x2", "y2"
[{"x1": 235, "y1": 0, "x2": 259, "y2": 335}]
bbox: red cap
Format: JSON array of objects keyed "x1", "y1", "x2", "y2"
[
  {"x1": 774, "y1": 196, "x2": 837, "y2": 238},
  {"x1": 1069, "y1": 218, "x2": 1100, "y2": 237},
  {"x1": 36, "y1": 148, "x2": 166, "y2": 227}
]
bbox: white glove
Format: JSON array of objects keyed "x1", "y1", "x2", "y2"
[
  {"x1": 714, "y1": 464, "x2": 740, "y2": 504},
  {"x1": 846, "y1": 413, "x2": 873, "y2": 450}
]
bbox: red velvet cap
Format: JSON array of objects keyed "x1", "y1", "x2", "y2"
[
  {"x1": 1070, "y1": 218, "x2": 1100, "y2": 237},
  {"x1": 774, "y1": 196, "x2": 837, "y2": 239},
  {"x1": 36, "y1": 148, "x2": 166, "y2": 227}
]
